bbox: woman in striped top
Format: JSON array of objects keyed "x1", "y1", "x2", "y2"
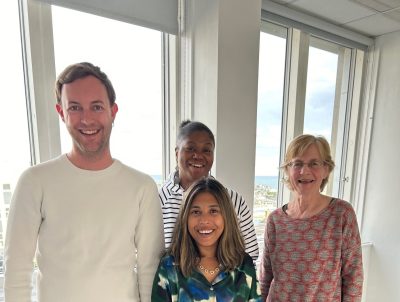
[{"x1": 159, "y1": 120, "x2": 259, "y2": 261}]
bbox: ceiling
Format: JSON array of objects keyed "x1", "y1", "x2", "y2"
[{"x1": 268, "y1": 0, "x2": 400, "y2": 37}]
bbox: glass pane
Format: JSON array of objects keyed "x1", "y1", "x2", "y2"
[
  {"x1": 254, "y1": 23, "x2": 287, "y2": 263},
  {"x1": 0, "y1": 1, "x2": 32, "y2": 300},
  {"x1": 304, "y1": 40, "x2": 338, "y2": 141},
  {"x1": 52, "y1": 6, "x2": 163, "y2": 184},
  {"x1": 304, "y1": 37, "x2": 347, "y2": 196}
]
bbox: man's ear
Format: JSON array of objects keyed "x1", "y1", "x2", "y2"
[
  {"x1": 56, "y1": 103, "x2": 65, "y2": 122},
  {"x1": 111, "y1": 103, "x2": 118, "y2": 120}
]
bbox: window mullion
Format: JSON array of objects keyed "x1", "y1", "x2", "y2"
[
  {"x1": 20, "y1": 0, "x2": 60, "y2": 164},
  {"x1": 279, "y1": 28, "x2": 310, "y2": 206}
]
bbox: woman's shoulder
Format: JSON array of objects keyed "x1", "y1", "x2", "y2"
[
  {"x1": 237, "y1": 253, "x2": 258, "y2": 275},
  {"x1": 159, "y1": 254, "x2": 176, "y2": 267},
  {"x1": 267, "y1": 206, "x2": 286, "y2": 221},
  {"x1": 330, "y1": 198, "x2": 356, "y2": 215}
]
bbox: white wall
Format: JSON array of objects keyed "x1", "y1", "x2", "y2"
[
  {"x1": 361, "y1": 31, "x2": 400, "y2": 301},
  {"x1": 187, "y1": 0, "x2": 261, "y2": 208}
]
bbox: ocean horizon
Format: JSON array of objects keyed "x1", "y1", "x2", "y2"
[{"x1": 151, "y1": 175, "x2": 279, "y2": 190}]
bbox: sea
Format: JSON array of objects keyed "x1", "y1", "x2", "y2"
[{"x1": 151, "y1": 175, "x2": 279, "y2": 190}]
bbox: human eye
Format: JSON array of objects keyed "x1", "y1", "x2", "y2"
[
  {"x1": 190, "y1": 208, "x2": 201, "y2": 216},
  {"x1": 210, "y1": 207, "x2": 220, "y2": 215},
  {"x1": 310, "y1": 161, "x2": 323, "y2": 169},
  {"x1": 184, "y1": 146, "x2": 195, "y2": 152},
  {"x1": 291, "y1": 162, "x2": 303, "y2": 169},
  {"x1": 68, "y1": 105, "x2": 81, "y2": 112},
  {"x1": 93, "y1": 104, "x2": 104, "y2": 112},
  {"x1": 203, "y1": 148, "x2": 212, "y2": 154}
]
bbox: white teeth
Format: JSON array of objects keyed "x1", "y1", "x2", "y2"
[
  {"x1": 190, "y1": 163, "x2": 205, "y2": 168},
  {"x1": 81, "y1": 130, "x2": 98, "y2": 135},
  {"x1": 199, "y1": 230, "x2": 213, "y2": 234}
]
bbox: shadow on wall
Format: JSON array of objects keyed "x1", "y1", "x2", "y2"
[{"x1": 361, "y1": 242, "x2": 373, "y2": 302}]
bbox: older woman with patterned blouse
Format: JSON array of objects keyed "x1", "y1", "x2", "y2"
[
  {"x1": 152, "y1": 177, "x2": 261, "y2": 301},
  {"x1": 259, "y1": 134, "x2": 363, "y2": 302}
]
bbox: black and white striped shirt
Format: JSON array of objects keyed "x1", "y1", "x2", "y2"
[{"x1": 159, "y1": 173, "x2": 259, "y2": 261}]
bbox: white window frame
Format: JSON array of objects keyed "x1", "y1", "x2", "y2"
[
  {"x1": 19, "y1": 0, "x2": 174, "y2": 180},
  {"x1": 20, "y1": 0, "x2": 60, "y2": 164},
  {"x1": 260, "y1": 18, "x2": 371, "y2": 230}
]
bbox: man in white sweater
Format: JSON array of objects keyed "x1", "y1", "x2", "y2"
[{"x1": 4, "y1": 62, "x2": 164, "y2": 302}]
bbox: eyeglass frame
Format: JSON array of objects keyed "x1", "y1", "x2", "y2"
[{"x1": 286, "y1": 160, "x2": 326, "y2": 171}]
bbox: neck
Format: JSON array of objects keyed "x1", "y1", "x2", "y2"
[
  {"x1": 198, "y1": 245, "x2": 217, "y2": 259},
  {"x1": 67, "y1": 149, "x2": 113, "y2": 170},
  {"x1": 287, "y1": 193, "x2": 330, "y2": 219},
  {"x1": 180, "y1": 179, "x2": 191, "y2": 191}
]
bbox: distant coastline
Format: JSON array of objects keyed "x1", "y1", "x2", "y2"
[
  {"x1": 254, "y1": 175, "x2": 279, "y2": 190},
  {"x1": 151, "y1": 175, "x2": 279, "y2": 190}
]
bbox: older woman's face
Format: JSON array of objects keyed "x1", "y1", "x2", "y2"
[
  {"x1": 286, "y1": 144, "x2": 329, "y2": 196},
  {"x1": 176, "y1": 131, "x2": 214, "y2": 189}
]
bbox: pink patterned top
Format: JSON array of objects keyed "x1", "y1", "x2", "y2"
[{"x1": 259, "y1": 198, "x2": 363, "y2": 302}]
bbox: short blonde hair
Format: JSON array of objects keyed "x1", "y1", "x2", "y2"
[{"x1": 281, "y1": 134, "x2": 335, "y2": 191}]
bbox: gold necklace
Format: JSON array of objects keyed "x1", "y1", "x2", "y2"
[{"x1": 198, "y1": 263, "x2": 223, "y2": 275}]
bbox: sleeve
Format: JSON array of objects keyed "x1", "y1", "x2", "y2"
[
  {"x1": 244, "y1": 256, "x2": 263, "y2": 302},
  {"x1": 136, "y1": 178, "x2": 165, "y2": 302},
  {"x1": 341, "y1": 204, "x2": 364, "y2": 302},
  {"x1": 258, "y1": 215, "x2": 274, "y2": 301},
  {"x1": 151, "y1": 258, "x2": 173, "y2": 302},
  {"x1": 4, "y1": 169, "x2": 43, "y2": 302},
  {"x1": 230, "y1": 190, "x2": 259, "y2": 261}
]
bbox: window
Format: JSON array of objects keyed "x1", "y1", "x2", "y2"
[
  {"x1": 0, "y1": 0, "x2": 32, "y2": 300},
  {"x1": 254, "y1": 21, "x2": 365, "y2": 261},
  {"x1": 52, "y1": 6, "x2": 164, "y2": 184},
  {"x1": 253, "y1": 22, "x2": 287, "y2": 255}
]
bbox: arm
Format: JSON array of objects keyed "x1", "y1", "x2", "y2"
[
  {"x1": 341, "y1": 205, "x2": 364, "y2": 302},
  {"x1": 245, "y1": 256, "x2": 262, "y2": 302},
  {"x1": 4, "y1": 169, "x2": 42, "y2": 302},
  {"x1": 258, "y1": 216, "x2": 274, "y2": 301},
  {"x1": 229, "y1": 189, "x2": 259, "y2": 261},
  {"x1": 136, "y1": 179, "x2": 165, "y2": 302},
  {"x1": 151, "y1": 258, "x2": 173, "y2": 302}
]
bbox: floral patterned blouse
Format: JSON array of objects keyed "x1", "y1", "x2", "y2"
[{"x1": 151, "y1": 253, "x2": 262, "y2": 302}]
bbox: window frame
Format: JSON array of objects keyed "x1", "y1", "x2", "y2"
[
  {"x1": 258, "y1": 18, "x2": 368, "y2": 226},
  {"x1": 20, "y1": 0, "x2": 61, "y2": 164},
  {"x1": 19, "y1": 0, "x2": 174, "y2": 180}
]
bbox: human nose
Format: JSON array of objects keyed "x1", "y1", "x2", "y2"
[
  {"x1": 192, "y1": 150, "x2": 201, "y2": 159},
  {"x1": 299, "y1": 163, "x2": 311, "y2": 173},
  {"x1": 198, "y1": 213, "x2": 210, "y2": 224},
  {"x1": 80, "y1": 109, "x2": 94, "y2": 124}
]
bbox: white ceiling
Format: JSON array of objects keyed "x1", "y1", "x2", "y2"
[{"x1": 269, "y1": 0, "x2": 400, "y2": 37}]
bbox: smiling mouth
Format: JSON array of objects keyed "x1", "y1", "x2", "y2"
[
  {"x1": 298, "y1": 179, "x2": 314, "y2": 184},
  {"x1": 189, "y1": 163, "x2": 205, "y2": 168},
  {"x1": 80, "y1": 129, "x2": 100, "y2": 135},
  {"x1": 198, "y1": 229, "x2": 213, "y2": 235}
]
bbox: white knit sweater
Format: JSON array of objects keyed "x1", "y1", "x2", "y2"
[{"x1": 4, "y1": 154, "x2": 164, "y2": 302}]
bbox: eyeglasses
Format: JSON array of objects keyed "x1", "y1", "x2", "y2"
[{"x1": 288, "y1": 160, "x2": 325, "y2": 171}]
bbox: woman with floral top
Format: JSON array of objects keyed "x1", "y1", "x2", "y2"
[{"x1": 152, "y1": 177, "x2": 261, "y2": 301}]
